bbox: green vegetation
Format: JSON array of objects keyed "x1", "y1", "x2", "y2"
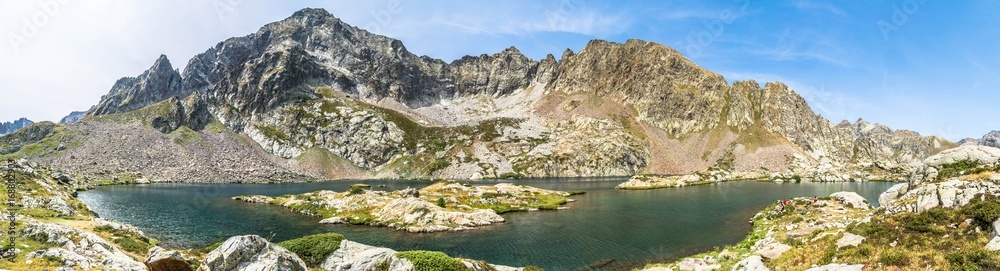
[
  {"x1": 426, "y1": 158, "x2": 451, "y2": 175},
  {"x1": 396, "y1": 250, "x2": 466, "y2": 271},
  {"x1": 112, "y1": 236, "x2": 151, "y2": 254},
  {"x1": 255, "y1": 125, "x2": 291, "y2": 141},
  {"x1": 837, "y1": 202, "x2": 1000, "y2": 269},
  {"x1": 937, "y1": 159, "x2": 988, "y2": 181},
  {"x1": 436, "y1": 197, "x2": 446, "y2": 208},
  {"x1": 0, "y1": 123, "x2": 88, "y2": 160},
  {"x1": 93, "y1": 224, "x2": 156, "y2": 255},
  {"x1": 349, "y1": 184, "x2": 368, "y2": 195},
  {"x1": 277, "y1": 233, "x2": 345, "y2": 267},
  {"x1": 169, "y1": 126, "x2": 202, "y2": 145}
]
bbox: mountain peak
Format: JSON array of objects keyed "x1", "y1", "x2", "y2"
[
  {"x1": 89, "y1": 55, "x2": 185, "y2": 116},
  {"x1": 288, "y1": 7, "x2": 341, "y2": 26},
  {"x1": 0, "y1": 118, "x2": 34, "y2": 136}
]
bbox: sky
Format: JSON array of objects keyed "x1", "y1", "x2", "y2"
[{"x1": 1, "y1": 0, "x2": 998, "y2": 140}]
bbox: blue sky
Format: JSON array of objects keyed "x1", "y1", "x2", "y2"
[{"x1": 1, "y1": 0, "x2": 997, "y2": 140}]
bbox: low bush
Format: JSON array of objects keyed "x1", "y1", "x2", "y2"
[
  {"x1": 962, "y1": 197, "x2": 1000, "y2": 230},
  {"x1": 879, "y1": 252, "x2": 910, "y2": 267},
  {"x1": 277, "y1": 233, "x2": 345, "y2": 267},
  {"x1": 113, "y1": 236, "x2": 151, "y2": 254},
  {"x1": 396, "y1": 250, "x2": 466, "y2": 271},
  {"x1": 946, "y1": 249, "x2": 1000, "y2": 271}
]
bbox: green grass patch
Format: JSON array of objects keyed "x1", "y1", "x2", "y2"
[
  {"x1": 113, "y1": 236, "x2": 151, "y2": 254},
  {"x1": 255, "y1": 125, "x2": 291, "y2": 141},
  {"x1": 277, "y1": 233, "x2": 345, "y2": 267},
  {"x1": 396, "y1": 250, "x2": 466, "y2": 271}
]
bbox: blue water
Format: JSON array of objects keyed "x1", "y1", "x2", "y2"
[{"x1": 78, "y1": 179, "x2": 894, "y2": 270}]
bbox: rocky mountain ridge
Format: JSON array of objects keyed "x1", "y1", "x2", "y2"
[
  {"x1": 0, "y1": 117, "x2": 34, "y2": 135},
  {"x1": 959, "y1": 130, "x2": 1000, "y2": 148},
  {"x1": 0, "y1": 8, "x2": 956, "y2": 182},
  {"x1": 59, "y1": 110, "x2": 88, "y2": 124}
]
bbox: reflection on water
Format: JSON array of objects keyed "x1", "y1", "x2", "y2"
[{"x1": 79, "y1": 179, "x2": 894, "y2": 270}]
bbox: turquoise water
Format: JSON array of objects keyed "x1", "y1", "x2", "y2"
[{"x1": 78, "y1": 179, "x2": 894, "y2": 270}]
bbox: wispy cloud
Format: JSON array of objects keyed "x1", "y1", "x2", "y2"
[{"x1": 749, "y1": 28, "x2": 850, "y2": 67}]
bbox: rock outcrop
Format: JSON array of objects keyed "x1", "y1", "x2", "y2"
[
  {"x1": 880, "y1": 146, "x2": 1000, "y2": 213},
  {"x1": 59, "y1": 111, "x2": 88, "y2": 124},
  {"x1": 89, "y1": 55, "x2": 188, "y2": 117},
  {"x1": 22, "y1": 220, "x2": 146, "y2": 270},
  {"x1": 0, "y1": 117, "x2": 34, "y2": 135},
  {"x1": 961, "y1": 130, "x2": 1000, "y2": 148},
  {"x1": 829, "y1": 192, "x2": 871, "y2": 210},
  {"x1": 320, "y1": 240, "x2": 414, "y2": 271},
  {"x1": 145, "y1": 246, "x2": 194, "y2": 271},
  {"x1": 197, "y1": 235, "x2": 307, "y2": 271}
]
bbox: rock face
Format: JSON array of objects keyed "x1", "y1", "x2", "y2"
[
  {"x1": 320, "y1": 240, "x2": 413, "y2": 271},
  {"x1": 145, "y1": 246, "x2": 194, "y2": 271},
  {"x1": 89, "y1": 55, "x2": 188, "y2": 117},
  {"x1": 829, "y1": 192, "x2": 871, "y2": 210},
  {"x1": 962, "y1": 130, "x2": 1000, "y2": 148},
  {"x1": 59, "y1": 111, "x2": 88, "y2": 124},
  {"x1": 198, "y1": 235, "x2": 307, "y2": 271},
  {"x1": 881, "y1": 145, "x2": 1000, "y2": 213},
  {"x1": 0, "y1": 117, "x2": 33, "y2": 135},
  {"x1": 22, "y1": 220, "x2": 146, "y2": 271}
]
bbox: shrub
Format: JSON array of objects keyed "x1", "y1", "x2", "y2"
[
  {"x1": 396, "y1": 250, "x2": 465, "y2": 271},
  {"x1": 962, "y1": 197, "x2": 1000, "y2": 230},
  {"x1": 348, "y1": 184, "x2": 367, "y2": 195},
  {"x1": 879, "y1": 252, "x2": 910, "y2": 267},
  {"x1": 946, "y1": 250, "x2": 1000, "y2": 271},
  {"x1": 436, "y1": 197, "x2": 446, "y2": 208},
  {"x1": 426, "y1": 158, "x2": 451, "y2": 174},
  {"x1": 901, "y1": 208, "x2": 951, "y2": 233},
  {"x1": 277, "y1": 233, "x2": 345, "y2": 267},
  {"x1": 113, "y1": 236, "x2": 151, "y2": 254}
]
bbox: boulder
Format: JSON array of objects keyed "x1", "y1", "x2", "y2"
[
  {"x1": 988, "y1": 237, "x2": 1000, "y2": 252},
  {"x1": 678, "y1": 257, "x2": 720, "y2": 271},
  {"x1": 992, "y1": 218, "x2": 1000, "y2": 239},
  {"x1": 145, "y1": 246, "x2": 193, "y2": 271},
  {"x1": 198, "y1": 235, "x2": 307, "y2": 271},
  {"x1": 732, "y1": 255, "x2": 770, "y2": 271},
  {"x1": 835, "y1": 233, "x2": 865, "y2": 249},
  {"x1": 321, "y1": 240, "x2": 413, "y2": 271},
  {"x1": 829, "y1": 192, "x2": 870, "y2": 210},
  {"x1": 756, "y1": 243, "x2": 792, "y2": 259},
  {"x1": 877, "y1": 183, "x2": 908, "y2": 208}
]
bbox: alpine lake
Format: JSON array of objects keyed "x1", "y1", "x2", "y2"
[{"x1": 78, "y1": 178, "x2": 895, "y2": 270}]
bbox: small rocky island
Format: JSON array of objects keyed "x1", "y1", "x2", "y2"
[{"x1": 234, "y1": 181, "x2": 577, "y2": 232}]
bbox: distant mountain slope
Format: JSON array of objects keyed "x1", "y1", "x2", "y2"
[
  {"x1": 0, "y1": 118, "x2": 34, "y2": 135},
  {"x1": 960, "y1": 130, "x2": 1000, "y2": 148},
  {"x1": 59, "y1": 111, "x2": 88, "y2": 124},
  {"x1": 0, "y1": 8, "x2": 956, "y2": 183}
]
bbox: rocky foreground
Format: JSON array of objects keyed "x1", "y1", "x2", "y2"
[
  {"x1": 235, "y1": 181, "x2": 576, "y2": 232},
  {"x1": 639, "y1": 145, "x2": 1000, "y2": 271},
  {"x1": 0, "y1": 161, "x2": 538, "y2": 270}
]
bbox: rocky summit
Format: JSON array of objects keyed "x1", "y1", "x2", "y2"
[
  {"x1": 0, "y1": 8, "x2": 956, "y2": 183},
  {"x1": 0, "y1": 117, "x2": 34, "y2": 135}
]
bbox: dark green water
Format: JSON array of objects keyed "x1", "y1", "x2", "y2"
[{"x1": 78, "y1": 179, "x2": 894, "y2": 270}]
